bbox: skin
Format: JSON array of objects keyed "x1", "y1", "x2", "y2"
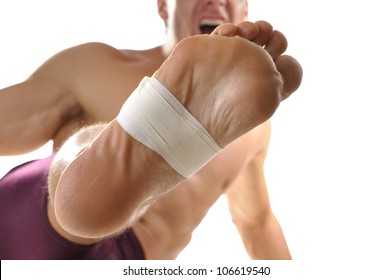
[{"x1": 0, "y1": 0, "x2": 302, "y2": 259}]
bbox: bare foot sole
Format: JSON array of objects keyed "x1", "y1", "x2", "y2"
[{"x1": 154, "y1": 21, "x2": 302, "y2": 147}]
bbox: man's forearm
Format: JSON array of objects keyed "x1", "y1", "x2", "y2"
[{"x1": 239, "y1": 213, "x2": 292, "y2": 260}]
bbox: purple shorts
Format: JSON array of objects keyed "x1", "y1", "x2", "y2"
[{"x1": 0, "y1": 156, "x2": 145, "y2": 260}]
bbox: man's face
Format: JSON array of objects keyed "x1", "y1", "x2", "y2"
[{"x1": 158, "y1": 0, "x2": 248, "y2": 42}]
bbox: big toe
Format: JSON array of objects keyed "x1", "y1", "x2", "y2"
[{"x1": 275, "y1": 55, "x2": 303, "y2": 100}]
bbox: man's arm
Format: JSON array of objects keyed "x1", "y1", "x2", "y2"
[
  {"x1": 0, "y1": 52, "x2": 81, "y2": 155},
  {"x1": 225, "y1": 122, "x2": 292, "y2": 260}
]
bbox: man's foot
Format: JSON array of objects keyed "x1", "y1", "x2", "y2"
[{"x1": 154, "y1": 21, "x2": 302, "y2": 147}]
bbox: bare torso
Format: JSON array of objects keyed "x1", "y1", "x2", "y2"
[{"x1": 30, "y1": 42, "x2": 271, "y2": 259}]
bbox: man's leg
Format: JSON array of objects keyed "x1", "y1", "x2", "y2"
[
  {"x1": 53, "y1": 21, "x2": 302, "y2": 240},
  {"x1": 131, "y1": 22, "x2": 302, "y2": 259}
]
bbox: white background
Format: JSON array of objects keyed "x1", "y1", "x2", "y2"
[{"x1": 1, "y1": 0, "x2": 391, "y2": 277}]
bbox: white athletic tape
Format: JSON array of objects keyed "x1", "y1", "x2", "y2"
[{"x1": 116, "y1": 77, "x2": 222, "y2": 178}]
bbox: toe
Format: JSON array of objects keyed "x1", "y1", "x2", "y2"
[
  {"x1": 211, "y1": 23, "x2": 238, "y2": 37},
  {"x1": 275, "y1": 55, "x2": 303, "y2": 100},
  {"x1": 265, "y1": 30, "x2": 288, "y2": 59},
  {"x1": 235, "y1": 21, "x2": 260, "y2": 41}
]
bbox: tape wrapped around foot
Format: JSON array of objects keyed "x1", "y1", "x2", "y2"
[{"x1": 116, "y1": 77, "x2": 222, "y2": 178}]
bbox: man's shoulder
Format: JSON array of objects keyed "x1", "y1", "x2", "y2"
[
  {"x1": 54, "y1": 42, "x2": 164, "y2": 70},
  {"x1": 238, "y1": 121, "x2": 272, "y2": 159},
  {"x1": 34, "y1": 42, "x2": 148, "y2": 83},
  {"x1": 31, "y1": 42, "x2": 124, "y2": 76},
  {"x1": 247, "y1": 121, "x2": 272, "y2": 149},
  {"x1": 55, "y1": 42, "x2": 132, "y2": 63}
]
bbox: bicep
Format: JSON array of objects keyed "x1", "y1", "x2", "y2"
[{"x1": 0, "y1": 59, "x2": 80, "y2": 155}]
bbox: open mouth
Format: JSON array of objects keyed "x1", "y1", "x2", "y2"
[{"x1": 199, "y1": 19, "x2": 224, "y2": 34}]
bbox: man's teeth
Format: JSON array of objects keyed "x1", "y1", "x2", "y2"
[{"x1": 200, "y1": 19, "x2": 224, "y2": 26}]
